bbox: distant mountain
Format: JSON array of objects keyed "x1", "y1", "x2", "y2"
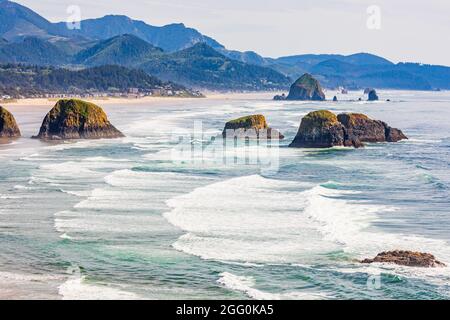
[
  {"x1": 395, "y1": 63, "x2": 450, "y2": 90},
  {"x1": 217, "y1": 49, "x2": 270, "y2": 66},
  {"x1": 74, "y1": 34, "x2": 163, "y2": 66},
  {"x1": 139, "y1": 43, "x2": 291, "y2": 90},
  {"x1": 268, "y1": 53, "x2": 444, "y2": 90},
  {"x1": 1, "y1": 0, "x2": 449, "y2": 91},
  {"x1": 340, "y1": 53, "x2": 393, "y2": 66},
  {"x1": 274, "y1": 53, "x2": 393, "y2": 68},
  {"x1": 0, "y1": 0, "x2": 61, "y2": 40},
  {"x1": 54, "y1": 15, "x2": 224, "y2": 53},
  {"x1": 0, "y1": 36, "x2": 69, "y2": 65},
  {"x1": 0, "y1": 64, "x2": 196, "y2": 97},
  {"x1": 355, "y1": 70, "x2": 432, "y2": 90}
]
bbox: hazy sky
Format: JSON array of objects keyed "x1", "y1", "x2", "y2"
[{"x1": 15, "y1": 0, "x2": 450, "y2": 65}]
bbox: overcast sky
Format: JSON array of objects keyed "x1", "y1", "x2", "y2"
[{"x1": 15, "y1": 0, "x2": 450, "y2": 65}]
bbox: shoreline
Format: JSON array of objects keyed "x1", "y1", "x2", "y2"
[
  {"x1": 1, "y1": 92, "x2": 277, "y2": 108},
  {"x1": 3, "y1": 89, "x2": 449, "y2": 109}
]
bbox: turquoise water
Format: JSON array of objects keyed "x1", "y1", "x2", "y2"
[{"x1": 1, "y1": 91, "x2": 450, "y2": 300}]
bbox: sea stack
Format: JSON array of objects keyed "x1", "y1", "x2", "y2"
[
  {"x1": 286, "y1": 74, "x2": 326, "y2": 101},
  {"x1": 289, "y1": 110, "x2": 360, "y2": 148},
  {"x1": 368, "y1": 89, "x2": 379, "y2": 101},
  {"x1": 0, "y1": 106, "x2": 21, "y2": 138},
  {"x1": 222, "y1": 115, "x2": 284, "y2": 140},
  {"x1": 34, "y1": 99, "x2": 124, "y2": 140},
  {"x1": 273, "y1": 94, "x2": 286, "y2": 101},
  {"x1": 361, "y1": 251, "x2": 446, "y2": 268},
  {"x1": 337, "y1": 113, "x2": 407, "y2": 143},
  {"x1": 289, "y1": 110, "x2": 407, "y2": 149}
]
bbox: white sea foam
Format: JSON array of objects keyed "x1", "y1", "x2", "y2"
[
  {"x1": 54, "y1": 211, "x2": 164, "y2": 235},
  {"x1": 165, "y1": 175, "x2": 338, "y2": 263},
  {"x1": 104, "y1": 169, "x2": 209, "y2": 190},
  {"x1": 0, "y1": 271, "x2": 63, "y2": 299},
  {"x1": 165, "y1": 175, "x2": 450, "y2": 272},
  {"x1": 14, "y1": 185, "x2": 32, "y2": 190},
  {"x1": 59, "y1": 276, "x2": 140, "y2": 300},
  {"x1": 218, "y1": 272, "x2": 328, "y2": 300}
]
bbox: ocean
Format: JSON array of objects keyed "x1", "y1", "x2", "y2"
[{"x1": 1, "y1": 91, "x2": 450, "y2": 300}]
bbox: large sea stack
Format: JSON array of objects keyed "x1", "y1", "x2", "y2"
[
  {"x1": 286, "y1": 74, "x2": 326, "y2": 101},
  {"x1": 288, "y1": 110, "x2": 359, "y2": 148},
  {"x1": 34, "y1": 99, "x2": 124, "y2": 140},
  {"x1": 289, "y1": 111, "x2": 407, "y2": 148},
  {"x1": 368, "y1": 89, "x2": 379, "y2": 101},
  {"x1": 222, "y1": 115, "x2": 284, "y2": 140},
  {"x1": 0, "y1": 106, "x2": 21, "y2": 138}
]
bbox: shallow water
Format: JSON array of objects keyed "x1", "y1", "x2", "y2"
[{"x1": 1, "y1": 91, "x2": 450, "y2": 300}]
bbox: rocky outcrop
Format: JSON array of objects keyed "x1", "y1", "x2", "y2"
[
  {"x1": 222, "y1": 115, "x2": 284, "y2": 140},
  {"x1": 338, "y1": 113, "x2": 407, "y2": 143},
  {"x1": 368, "y1": 89, "x2": 379, "y2": 101},
  {"x1": 34, "y1": 99, "x2": 124, "y2": 140},
  {"x1": 289, "y1": 110, "x2": 361, "y2": 148},
  {"x1": 361, "y1": 251, "x2": 446, "y2": 268},
  {"x1": 286, "y1": 74, "x2": 326, "y2": 101},
  {"x1": 0, "y1": 106, "x2": 21, "y2": 138},
  {"x1": 289, "y1": 111, "x2": 407, "y2": 148},
  {"x1": 385, "y1": 126, "x2": 408, "y2": 142},
  {"x1": 273, "y1": 94, "x2": 286, "y2": 101},
  {"x1": 333, "y1": 96, "x2": 338, "y2": 102}
]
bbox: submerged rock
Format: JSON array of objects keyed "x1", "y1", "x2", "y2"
[
  {"x1": 361, "y1": 251, "x2": 446, "y2": 268},
  {"x1": 34, "y1": 99, "x2": 124, "y2": 140},
  {"x1": 286, "y1": 74, "x2": 326, "y2": 101},
  {"x1": 0, "y1": 106, "x2": 21, "y2": 138},
  {"x1": 222, "y1": 115, "x2": 284, "y2": 140},
  {"x1": 289, "y1": 111, "x2": 407, "y2": 148},
  {"x1": 368, "y1": 89, "x2": 379, "y2": 101}
]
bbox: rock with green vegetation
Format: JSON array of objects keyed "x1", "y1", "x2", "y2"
[
  {"x1": 289, "y1": 110, "x2": 359, "y2": 148},
  {"x1": 0, "y1": 106, "x2": 21, "y2": 138},
  {"x1": 286, "y1": 73, "x2": 326, "y2": 101},
  {"x1": 34, "y1": 99, "x2": 124, "y2": 140},
  {"x1": 289, "y1": 111, "x2": 408, "y2": 148},
  {"x1": 338, "y1": 113, "x2": 407, "y2": 143},
  {"x1": 222, "y1": 115, "x2": 284, "y2": 140}
]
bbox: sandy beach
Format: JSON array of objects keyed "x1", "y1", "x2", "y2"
[{"x1": 1, "y1": 92, "x2": 277, "y2": 109}]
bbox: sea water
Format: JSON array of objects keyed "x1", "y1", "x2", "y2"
[{"x1": 1, "y1": 91, "x2": 450, "y2": 300}]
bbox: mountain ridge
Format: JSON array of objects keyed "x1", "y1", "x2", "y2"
[{"x1": 1, "y1": 0, "x2": 449, "y2": 90}]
